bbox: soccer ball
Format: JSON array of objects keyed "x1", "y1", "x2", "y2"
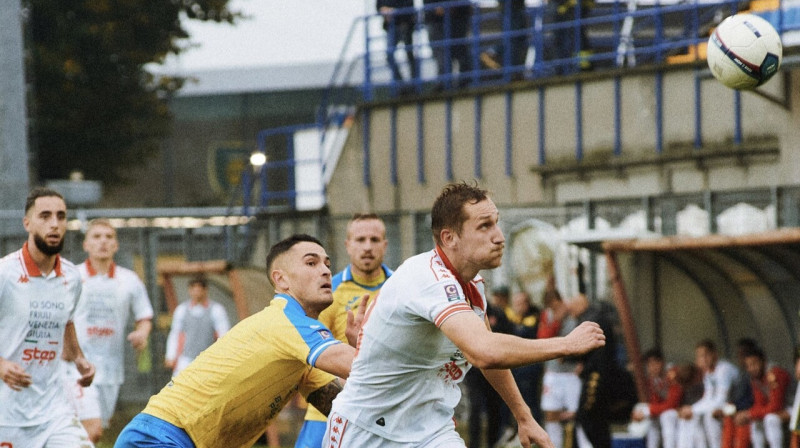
[{"x1": 706, "y1": 13, "x2": 782, "y2": 90}]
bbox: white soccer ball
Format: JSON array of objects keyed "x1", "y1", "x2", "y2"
[{"x1": 706, "y1": 13, "x2": 782, "y2": 90}]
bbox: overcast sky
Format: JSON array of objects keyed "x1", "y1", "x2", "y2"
[{"x1": 162, "y1": 0, "x2": 374, "y2": 72}]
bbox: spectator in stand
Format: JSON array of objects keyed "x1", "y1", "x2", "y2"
[
  {"x1": 538, "y1": 279, "x2": 581, "y2": 448},
  {"x1": 164, "y1": 275, "x2": 230, "y2": 376},
  {"x1": 465, "y1": 285, "x2": 514, "y2": 448},
  {"x1": 378, "y1": 0, "x2": 418, "y2": 90},
  {"x1": 790, "y1": 346, "x2": 800, "y2": 448},
  {"x1": 731, "y1": 347, "x2": 792, "y2": 448},
  {"x1": 631, "y1": 348, "x2": 684, "y2": 448},
  {"x1": 677, "y1": 339, "x2": 741, "y2": 448},
  {"x1": 721, "y1": 338, "x2": 758, "y2": 448},
  {"x1": 550, "y1": 0, "x2": 594, "y2": 74},
  {"x1": 480, "y1": 0, "x2": 529, "y2": 81},
  {"x1": 423, "y1": 0, "x2": 473, "y2": 89}
]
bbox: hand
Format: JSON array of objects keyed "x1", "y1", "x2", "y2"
[
  {"x1": 678, "y1": 405, "x2": 693, "y2": 419},
  {"x1": 0, "y1": 358, "x2": 32, "y2": 391},
  {"x1": 379, "y1": 6, "x2": 395, "y2": 19},
  {"x1": 164, "y1": 359, "x2": 176, "y2": 369},
  {"x1": 563, "y1": 321, "x2": 605, "y2": 356},
  {"x1": 733, "y1": 410, "x2": 750, "y2": 426},
  {"x1": 74, "y1": 357, "x2": 95, "y2": 387},
  {"x1": 559, "y1": 410, "x2": 576, "y2": 422},
  {"x1": 517, "y1": 417, "x2": 555, "y2": 448},
  {"x1": 346, "y1": 294, "x2": 369, "y2": 347},
  {"x1": 127, "y1": 330, "x2": 148, "y2": 351},
  {"x1": 632, "y1": 409, "x2": 646, "y2": 421}
]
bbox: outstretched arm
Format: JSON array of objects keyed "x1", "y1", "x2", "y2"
[
  {"x1": 314, "y1": 343, "x2": 356, "y2": 380},
  {"x1": 439, "y1": 310, "x2": 605, "y2": 369},
  {"x1": 306, "y1": 379, "x2": 344, "y2": 417}
]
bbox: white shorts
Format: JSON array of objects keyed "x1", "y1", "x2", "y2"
[
  {"x1": 325, "y1": 412, "x2": 466, "y2": 448},
  {"x1": 540, "y1": 371, "x2": 582, "y2": 413},
  {"x1": 70, "y1": 382, "x2": 120, "y2": 427},
  {"x1": 0, "y1": 413, "x2": 94, "y2": 448}
]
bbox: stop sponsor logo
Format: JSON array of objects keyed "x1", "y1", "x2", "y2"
[{"x1": 22, "y1": 347, "x2": 57, "y2": 362}]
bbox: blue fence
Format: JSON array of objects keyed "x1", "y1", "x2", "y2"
[
  {"x1": 359, "y1": 0, "x2": 800, "y2": 99},
  {"x1": 246, "y1": 0, "x2": 800, "y2": 214}
]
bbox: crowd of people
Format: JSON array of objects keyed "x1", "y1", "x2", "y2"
[
  {"x1": 630, "y1": 339, "x2": 800, "y2": 448},
  {"x1": 376, "y1": 0, "x2": 595, "y2": 93},
  {"x1": 2, "y1": 184, "x2": 799, "y2": 448}
]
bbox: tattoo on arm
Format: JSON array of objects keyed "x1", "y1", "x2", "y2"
[{"x1": 306, "y1": 379, "x2": 344, "y2": 417}]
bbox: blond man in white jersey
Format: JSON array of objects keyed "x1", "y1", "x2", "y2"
[
  {"x1": 0, "y1": 187, "x2": 95, "y2": 448},
  {"x1": 325, "y1": 182, "x2": 606, "y2": 448},
  {"x1": 64, "y1": 219, "x2": 153, "y2": 442}
]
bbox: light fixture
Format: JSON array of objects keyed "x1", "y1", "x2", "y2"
[{"x1": 249, "y1": 151, "x2": 267, "y2": 167}]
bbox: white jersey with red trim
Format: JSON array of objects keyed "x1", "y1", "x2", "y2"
[
  {"x1": 70, "y1": 260, "x2": 153, "y2": 385},
  {"x1": 0, "y1": 244, "x2": 82, "y2": 426},
  {"x1": 329, "y1": 249, "x2": 487, "y2": 443}
]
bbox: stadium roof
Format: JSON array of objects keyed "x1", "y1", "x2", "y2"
[{"x1": 148, "y1": 60, "x2": 355, "y2": 97}]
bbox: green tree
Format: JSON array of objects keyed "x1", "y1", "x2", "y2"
[{"x1": 25, "y1": 0, "x2": 240, "y2": 185}]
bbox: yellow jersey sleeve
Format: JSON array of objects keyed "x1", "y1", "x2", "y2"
[{"x1": 143, "y1": 295, "x2": 340, "y2": 448}]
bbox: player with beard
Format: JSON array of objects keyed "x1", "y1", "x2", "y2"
[
  {"x1": 0, "y1": 187, "x2": 96, "y2": 448},
  {"x1": 294, "y1": 213, "x2": 393, "y2": 448}
]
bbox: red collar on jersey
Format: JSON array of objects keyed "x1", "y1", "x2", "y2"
[
  {"x1": 22, "y1": 241, "x2": 62, "y2": 277},
  {"x1": 435, "y1": 245, "x2": 485, "y2": 311},
  {"x1": 86, "y1": 258, "x2": 116, "y2": 278}
]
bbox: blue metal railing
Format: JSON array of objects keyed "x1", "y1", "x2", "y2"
[
  {"x1": 355, "y1": 0, "x2": 800, "y2": 98},
  {"x1": 245, "y1": 0, "x2": 800, "y2": 214}
]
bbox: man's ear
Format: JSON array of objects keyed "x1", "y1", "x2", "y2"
[
  {"x1": 271, "y1": 268, "x2": 289, "y2": 291},
  {"x1": 439, "y1": 227, "x2": 456, "y2": 248}
]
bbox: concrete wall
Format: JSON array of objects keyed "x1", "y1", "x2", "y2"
[{"x1": 328, "y1": 66, "x2": 799, "y2": 219}]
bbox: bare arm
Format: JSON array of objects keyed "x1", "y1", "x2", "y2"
[
  {"x1": 62, "y1": 321, "x2": 95, "y2": 387},
  {"x1": 314, "y1": 343, "x2": 356, "y2": 380},
  {"x1": 0, "y1": 356, "x2": 32, "y2": 391},
  {"x1": 483, "y1": 368, "x2": 554, "y2": 448},
  {"x1": 439, "y1": 311, "x2": 605, "y2": 369},
  {"x1": 127, "y1": 318, "x2": 152, "y2": 352},
  {"x1": 306, "y1": 379, "x2": 344, "y2": 417}
]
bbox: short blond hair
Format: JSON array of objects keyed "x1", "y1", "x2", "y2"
[{"x1": 85, "y1": 218, "x2": 117, "y2": 238}]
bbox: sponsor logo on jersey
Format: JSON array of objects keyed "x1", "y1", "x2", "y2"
[
  {"x1": 444, "y1": 284, "x2": 459, "y2": 301},
  {"x1": 22, "y1": 347, "x2": 57, "y2": 362},
  {"x1": 87, "y1": 326, "x2": 115, "y2": 337},
  {"x1": 317, "y1": 329, "x2": 332, "y2": 340}
]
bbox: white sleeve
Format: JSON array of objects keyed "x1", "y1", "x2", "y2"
[
  {"x1": 405, "y1": 278, "x2": 473, "y2": 328},
  {"x1": 211, "y1": 303, "x2": 231, "y2": 337},
  {"x1": 165, "y1": 304, "x2": 186, "y2": 361},
  {"x1": 130, "y1": 276, "x2": 153, "y2": 322}
]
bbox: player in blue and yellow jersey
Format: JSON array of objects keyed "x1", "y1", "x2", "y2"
[
  {"x1": 294, "y1": 213, "x2": 393, "y2": 448},
  {"x1": 114, "y1": 234, "x2": 361, "y2": 448}
]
